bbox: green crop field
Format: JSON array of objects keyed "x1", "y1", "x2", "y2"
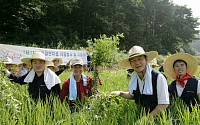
[{"x1": 1, "y1": 65, "x2": 200, "y2": 124}]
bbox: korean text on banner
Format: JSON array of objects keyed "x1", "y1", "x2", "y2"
[{"x1": 0, "y1": 44, "x2": 87, "y2": 65}]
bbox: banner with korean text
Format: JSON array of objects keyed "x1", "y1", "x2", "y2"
[{"x1": 0, "y1": 44, "x2": 87, "y2": 65}]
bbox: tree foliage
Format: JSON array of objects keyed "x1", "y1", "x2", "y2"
[
  {"x1": 86, "y1": 33, "x2": 124, "y2": 92},
  {"x1": 0, "y1": 0, "x2": 199, "y2": 54}
]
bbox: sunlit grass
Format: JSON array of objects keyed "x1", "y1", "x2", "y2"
[{"x1": 1, "y1": 65, "x2": 200, "y2": 124}]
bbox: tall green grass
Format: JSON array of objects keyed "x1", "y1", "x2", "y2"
[{"x1": 1, "y1": 65, "x2": 200, "y2": 124}]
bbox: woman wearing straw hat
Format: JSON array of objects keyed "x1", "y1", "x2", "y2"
[
  {"x1": 51, "y1": 58, "x2": 70, "y2": 75},
  {"x1": 52, "y1": 58, "x2": 63, "y2": 67},
  {"x1": 4, "y1": 52, "x2": 61, "y2": 101},
  {"x1": 46, "y1": 61, "x2": 59, "y2": 73},
  {"x1": 111, "y1": 46, "x2": 169, "y2": 117},
  {"x1": 163, "y1": 53, "x2": 200, "y2": 111}
]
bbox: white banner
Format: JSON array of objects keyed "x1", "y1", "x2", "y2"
[{"x1": 0, "y1": 44, "x2": 87, "y2": 65}]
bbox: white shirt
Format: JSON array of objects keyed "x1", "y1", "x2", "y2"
[
  {"x1": 129, "y1": 73, "x2": 170, "y2": 104},
  {"x1": 176, "y1": 80, "x2": 200, "y2": 97}
]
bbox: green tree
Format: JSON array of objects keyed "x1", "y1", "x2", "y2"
[
  {"x1": 0, "y1": 0, "x2": 26, "y2": 42},
  {"x1": 87, "y1": 33, "x2": 124, "y2": 92},
  {"x1": 139, "y1": 0, "x2": 199, "y2": 54},
  {"x1": 0, "y1": 0, "x2": 199, "y2": 55}
]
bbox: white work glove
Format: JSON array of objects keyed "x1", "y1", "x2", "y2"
[
  {"x1": 110, "y1": 91, "x2": 122, "y2": 97},
  {"x1": 2, "y1": 68, "x2": 11, "y2": 77}
]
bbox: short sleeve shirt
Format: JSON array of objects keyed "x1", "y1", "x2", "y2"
[
  {"x1": 129, "y1": 73, "x2": 169, "y2": 104},
  {"x1": 176, "y1": 80, "x2": 200, "y2": 97}
]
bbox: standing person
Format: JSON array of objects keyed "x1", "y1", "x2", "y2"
[
  {"x1": 163, "y1": 53, "x2": 200, "y2": 111},
  {"x1": 159, "y1": 65, "x2": 164, "y2": 73},
  {"x1": 111, "y1": 46, "x2": 169, "y2": 117},
  {"x1": 52, "y1": 57, "x2": 69, "y2": 75},
  {"x1": 12, "y1": 63, "x2": 23, "y2": 75},
  {"x1": 61, "y1": 58, "x2": 102, "y2": 111},
  {"x1": 149, "y1": 58, "x2": 159, "y2": 69},
  {"x1": 46, "y1": 61, "x2": 59, "y2": 72},
  {"x1": 159, "y1": 64, "x2": 167, "y2": 79},
  {"x1": 46, "y1": 61, "x2": 65, "y2": 76},
  {"x1": 87, "y1": 55, "x2": 93, "y2": 72},
  {"x1": 52, "y1": 58, "x2": 63, "y2": 67},
  {"x1": 4, "y1": 52, "x2": 61, "y2": 101},
  {"x1": 3, "y1": 57, "x2": 16, "y2": 72},
  {"x1": 17, "y1": 63, "x2": 32, "y2": 76}
]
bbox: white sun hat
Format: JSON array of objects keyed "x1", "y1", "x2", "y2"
[
  {"x1": 149, "y1": 58, "x2": 160, "y2": 67},
  {"x1": 70, "y1": 58, "x2": 83, "y2": 66},
  {"x1": 3, "y1": 57, "x2": 17, "y2": 65}
]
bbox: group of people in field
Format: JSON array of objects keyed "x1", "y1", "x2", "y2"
[
  {"x1": 2, "y1": 52, "x2": 102, "y2": 111},
  {"x1": 2, "y1": 45, "x2": 200, "y2": 119},
  {"x1": 111, "y1": 46, "x2": 200, "y2": 119}
]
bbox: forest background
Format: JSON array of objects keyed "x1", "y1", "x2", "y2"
[
  {"x1": 1, "y1": 0, "x2": 200, "y2": 124},
  {"x1": 0, "y1": 0, "x2": 200, "y2": 55}
]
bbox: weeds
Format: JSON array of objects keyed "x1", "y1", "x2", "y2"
[{"x1": 1, "y1": 63, "x2": 200, "y2": 124}]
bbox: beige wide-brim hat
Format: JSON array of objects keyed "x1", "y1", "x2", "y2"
[
  {"x1": 51, "y1": 58, "x2": 63, "y2": 66},
  {"x1": 163, "y1": 53, "x2": 198, "y2": 79},
  {"x1": 46, "y1": 61, "x2": 59, "y2": 71},
  {"x1": 21, "y1": 52, "x2": 51, "y2": 65},
  {"x1": 118, "y1": 46, "x2": 158, "y2": 69},
  {"x1": 3, "y1": 57, "x2": 17, "y2": 65}
]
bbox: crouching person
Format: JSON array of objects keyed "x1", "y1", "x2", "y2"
[
  {"x1": 61, "y1": 58, "x2": 102, "y2": 112},
  {"x1": 4, "y1": 52, "x2": 61, "y2": 102},
  {"x1": 164, "y1": 53, "x2": 200, "y2": 112},
  {"x1": 111, "y1": 46, "x2": 170, "y2": 119}
]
